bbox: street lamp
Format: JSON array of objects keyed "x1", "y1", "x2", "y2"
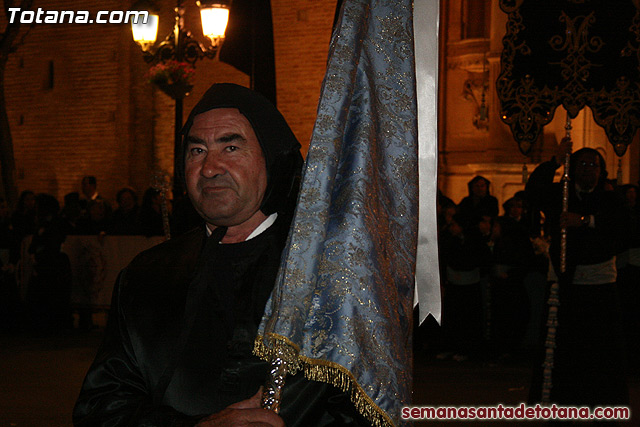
[{"x1": 130, "y1": 0, "x2": 231, "y2": 196}]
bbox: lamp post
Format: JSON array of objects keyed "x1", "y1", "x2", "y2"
[{"x1": 131, "y1": 0, "x2": 231, "y2": 197}]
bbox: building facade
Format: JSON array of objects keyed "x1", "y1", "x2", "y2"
[{"x1": 1, "y1": 0, "x2": 637, "y2": 210}]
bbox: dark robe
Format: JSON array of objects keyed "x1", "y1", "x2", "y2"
[
  {"x1": 491, "y1": 215, "x2": 535, "y2": 354},
  {"x1": 439, "y1": 227, "x2": 491, "y2": 357},
  {"x1": 73, "y1": 217, "x2": 369, "y2": 426},
  {"x1": 526, "y1": 159, "x2": 629, "y2": 407}
]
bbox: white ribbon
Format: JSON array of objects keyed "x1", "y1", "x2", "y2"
[{"x1": 413, "y1": 0, "x2": 441, "y2": 324}]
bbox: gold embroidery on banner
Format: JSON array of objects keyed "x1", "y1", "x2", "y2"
[
  {"x1": 590, "y1": 77, "x2": 640, "y2": 156},
  {"x1": 254, "y1": 333, "x2": 395, "y2": 427},
  {"x1": 498, "y1": 0, "x2": 640, "y2": 157},
  {"x1": 497, "y1": 2, "x2": 557, "y2": 155},
  {"x1": 256, "y1": 1, "x2": 416, "y2": 426},
  {"x1": 548, "y1": 11, "x2": 603, "y2": 117}
]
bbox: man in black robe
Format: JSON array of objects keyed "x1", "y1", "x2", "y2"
[
  {"x1": 73, "y1": 84, "x2": 369, "y2": 426},
  {"x1": 526, "y1": 137, "x2": 629, "y2": 407}
]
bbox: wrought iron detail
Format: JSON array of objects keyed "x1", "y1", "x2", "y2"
[
  {"x1": 141, "y1": 27, "x2": 220, "y2": 66},
  {"x1": 138, "y1": 2, "x2": 223, "y2": 66},
  {"x1": 463, "y1": 76, "x2": 490, "y2": 131}
]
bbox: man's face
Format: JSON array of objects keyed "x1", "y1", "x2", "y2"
[
  {"x1": 81, "y1": 179, "x2": 95, "y2": 198},
  {"x1": 118, "y1": 191, "x2": 136, "y2": 211},
  {"x1": 24, "y1": 193, "x2": 36, "y2": 211},
  {"x1": 471, "y1": 179, "x2": 487, "y2": 197},
  {"x1": 185, "y1": 108, "x2": 267, "y2": 228},
  {"x1": 574, "y1": 152, "x2": 601, "y2": 190},
  {"x1": 508, "y1": 200, "x2": 523, "y2": 219}
]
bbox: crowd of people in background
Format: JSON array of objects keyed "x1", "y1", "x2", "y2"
[
  {"x1": 416, "y1": 172, "x2": 640, "y2": 379},
  {"x1": 2, "y1": 171, "x2": 640, "y2": 381},
  {"x1": 417, "y1": 177, "x2": 546, "y2": 364},
  {"x1": 0, "y1": 176, "x2": 201, "y2": 335}
]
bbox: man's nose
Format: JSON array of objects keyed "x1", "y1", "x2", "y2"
[{"x1": 201, "y1": 152, "x2": 225, "y2": 178}]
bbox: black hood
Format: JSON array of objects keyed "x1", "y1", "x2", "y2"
[
  {"x1": 569, "y1": 147, "x2": 608, "y2": 189},
  {"x1": 466, "y1": 175, "x2": 491, "y2": 197},
  {"x1": 178, "y1": 83, "x2": 303, "y2": 216}
]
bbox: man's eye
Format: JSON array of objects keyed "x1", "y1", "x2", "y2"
[
  {"x1": 225, "y1": 145, "x2": 238, "y2": 152},
  {"x1": 189, "y1": 147, "x2": 205, "y2": 156}
]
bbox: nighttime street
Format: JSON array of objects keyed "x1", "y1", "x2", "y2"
[
  {"x1": 3, "y1": 0, "x2": 640, "y2": 426},
  {"x1": 1, "y1": 328, "x2": 638, "y2": 426}
]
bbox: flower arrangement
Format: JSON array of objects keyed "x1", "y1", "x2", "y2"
[
  {"x1": 146, "y1": 60, "x2": 195, "y2": 86},
  {"x1": 147, "y1": 60, "x2": 195, "y2": 99}
]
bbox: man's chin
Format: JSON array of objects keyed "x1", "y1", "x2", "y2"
[
  {"x1": 198, "y1": 206, "x2": 251, "y2": 227},
  {"x1": 200, "y1": 209, "x2": 266, "y2": 230},
  {"x1": 199, "y1": 209, "x2": 233, "y2": 224}
]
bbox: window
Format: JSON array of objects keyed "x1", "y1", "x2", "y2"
[{"x1": 462, "y1": 0, "x2": 489, "y2": 39}]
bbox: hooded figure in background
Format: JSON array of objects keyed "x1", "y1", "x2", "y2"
[
  {"x1": 526, "y1": 138, "x2": 629, "y2": 408},
  {"x1": 73, "y1": 84, "x2": 369, "y2": 426},
  {"x1": 457, "y1": 175, "x2": 499, "y2": 225}
]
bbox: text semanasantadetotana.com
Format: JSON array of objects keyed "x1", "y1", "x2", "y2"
[{"x1": 402, "y1": 403, "x2": 631, "y2": 421}]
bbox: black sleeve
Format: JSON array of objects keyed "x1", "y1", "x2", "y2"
[
  {"x1": 72, "y1": 271, "x2": 200, "y2": 427},
  {"x1": 525, "y1": 159, "x2": 560, "y2": 211},
  {"x1": 279, "y1": 372, "x2": 373, "y2": 426}
]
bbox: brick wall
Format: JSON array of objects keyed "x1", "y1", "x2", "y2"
[
  {"x1": 4, "y1": 0, "x2": 133, "y2": 202},
  {"x1": 1, "y1": 0, "x2": 335, "y2": 205},
  {"x1": 272, "y1": 0, "x2": 337, "y2": 154}
]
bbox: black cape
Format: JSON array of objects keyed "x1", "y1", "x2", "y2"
[{"x1": 73, "y1": 218, "x2": 369, "y2": 426}]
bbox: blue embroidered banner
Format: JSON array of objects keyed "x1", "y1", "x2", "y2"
[{"x1": 256, "y1": 0, "x2": 440, "y2": 425}]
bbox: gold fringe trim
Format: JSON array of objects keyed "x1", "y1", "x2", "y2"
[{"x1": 254, "y1": 332, "x2": 396, "y2": 427}]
